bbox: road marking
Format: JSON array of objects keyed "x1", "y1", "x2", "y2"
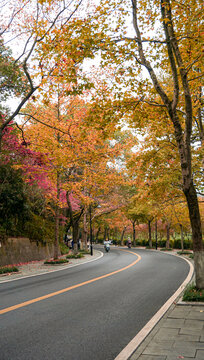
[{"x1": 0, "y1": 250, "x2": 141, "y2": 315}]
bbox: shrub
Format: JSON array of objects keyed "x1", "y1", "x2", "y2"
[
  {"x1": 0, "y1": 226, "x2": 7, "y2": 241},
  {"x1": 111, "y1": 240, "x2": 118, "y2": 245},
  {"x1": 24, "y1": 216, "x2": 55, "y2": 242},
  {"x1": 157, "y1": 240, "x2": 167, "y2": 248},
  {"x1": 0, "y1": 165, "x2": 29, "y2": 234},
  {"x1": 60, "y1": 242, "x2": 69, "y2": 255},
  {"x1": 183, "y1": 283, "x2": 204, "y2": 302},
  {"x1": 0, "y1": 266, "x2": 19, "y2": 274},
  {"x1": 170, "y1": 240, "x2": 174, "y2": 248},
  {"x1": 135, "y1": 240, "x2": 142, "y2": 246},
  {"x1": 44, "y1": 258, "x2": 69, "y2": 265},
  {"x1": 141, "y1": 239, "x2": 148, "y2": 246},
  {"x1": 173, "y1": 239, "x2": 193, "y2": 250},
  {"x1": 177, "y1": 250, "x2": 192, "y2": 255}
]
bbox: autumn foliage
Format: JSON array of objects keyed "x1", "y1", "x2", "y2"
[{"x1": 0, "y1": 0, "x2": 203, "y2": 286}]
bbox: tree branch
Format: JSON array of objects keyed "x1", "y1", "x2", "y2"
[
  {"x1": 160, "y1": 0, "x2": 179, "y2": 111},
  {"x1": 92, "y1": 205, "x2": 122, "y2": 221},
  {"x1": 131, "y1": 0, "x2": 171, "y2": 109},
  {"x1": 18, "y1": 112, "x2": 74, "y2": 141},
  {"x1": 163, "y1": 0, "x2": 193, "y2": 145}
]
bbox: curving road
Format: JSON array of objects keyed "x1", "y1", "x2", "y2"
[{"x1": 0, "y1": 247, "x2": 190, "y2": 360}]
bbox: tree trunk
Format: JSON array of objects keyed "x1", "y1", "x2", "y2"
[
  {"x1": 180, "y1": 224, "x2": 184, "y2": 252},
  {"x1": 54, "y1": 207, "x2": 60, "y2": 259},
  {"x1": 184, "y1": 181, "x2": 204, "y2": 288},
  {"x1": 133, "y1": 221, "x2": 136, "y2": 247},
  {"x1": 148, "y1": 220, "x2": 152, "y2": 249},
  {"x1": 82, "y1": 210, "x2": 88, "y2": 250},
  {"x1": 155, "y1": 220, "x2": 158, "y2": 250},
  {"x1": 166, "y1": 223, "x2": 170, "y2": 249},
  {"x1": 89, "y1": 205, "x2": 93, "y2": 255},
  {"x1": 73, "y1": 220, "x2": 79, "y2": 254},
  {"x1": 66, "y1": 191, "x2": 84, "y2": 255},
  {"x1": 54, "y1": 97, "x2": 61, "y2": 260},
  {"x1": 54, "y1": 172, "x2": 60, "y2": 260},
  {"x1": 120, "y1": 226, "x2": 126, "y2": 246},
  {"x1": 104, "y1": 227, "x2": 107, "y2": 241},
  {"x1": 184, "y1": 181, "x2": 203, "y2": 252},
  {"x1": 107, "y1": 227, "x2": 110, "y2": 241},
  {"x1": 95, "y1": 227, "x2": 101, "y2": 243},
  {"x1": 194, "y1": 252, "x2": 204, "y2": 290}
]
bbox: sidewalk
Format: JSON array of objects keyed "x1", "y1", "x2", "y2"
[
  {"x1": 127, "y1": 252, "x2": 204, "y2": 360},
  {"x1": 0, "y1": 249, "x2": 102, "y2": 283},
  {"x1": 129, "y1": 300, "x2": 204, "y2": 360}
]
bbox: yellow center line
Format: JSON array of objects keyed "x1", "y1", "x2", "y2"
[{"x1": 0, "y1": 250, "x2": 141, "y2": 315}]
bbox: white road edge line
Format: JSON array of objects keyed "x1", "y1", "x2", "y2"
[
  {"x1": 114, "y1": 253, "x2": 194, "y2": 360},
  {"x1": 0, "y1": 251, "x2": 104, "y2": 283}
]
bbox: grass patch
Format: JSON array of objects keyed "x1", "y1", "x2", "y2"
[
  {"x1": 183, "y1": 283, "x2": 204, "y2": 302},
  {"x1": 0, "y1": 266, "x2": 19, "y2": 274},
  {"x1": 177, "y1": 250, "x2": 192, "y2": 255},
  {"x1": 66, "y1": 253, "x2": 84, "y2": 259},
  {"x1": 160, "y1": 248, "x2": 173, "y2": 251},
  {"x1": 44, "y1": 258, "x2": 69, "y2": 265}
]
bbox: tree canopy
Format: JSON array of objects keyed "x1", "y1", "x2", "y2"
[{"x1": 0, "y1": 0, "x2": 203, "y2": 287}]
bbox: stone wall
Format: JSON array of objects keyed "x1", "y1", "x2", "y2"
[{"x1": 0, "y1": 237, "x2": 55, "y2": 266}]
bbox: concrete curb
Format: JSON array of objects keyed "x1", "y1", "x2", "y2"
[{"x1": 177, "y1": 300, "x2": 204, "y2": 306}]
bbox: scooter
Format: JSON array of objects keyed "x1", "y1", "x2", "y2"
[
  {"x1": 127, "y1": 242, "x2": 131, "y2": 248},
  {"x1": 104, "y1": 243, "x2": 110, "y2": 252}
]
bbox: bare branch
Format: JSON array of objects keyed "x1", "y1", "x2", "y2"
[
  {"x1": 189, "y1": 72, "x2": 204, "y2": 82},
  {"x1": 14, "y1": 122, "x2": 27, "y2": 144},
  {"x1": 142, "y1": 100, "x2": 166, "y2": 108},
  {"x1": 131, "y1": 0, "x2": 171, "y2": 109},
  {"x1": 18, "y1": 112, "x2": 73, "y2": 140},
  {"x1": 0, "y1": 86, "x2": 39, "y2": 133},
  {"x1": 0, "y1": 1, "x2": 29, "y2": 36},
  {"x1": 37, "y1": 0, "x2": 84, "y2": 43},
  {"x1": 185, "y1": 55, "x2": 202, "y2": 74},
  {"x1": 122, "y1": 36, "x2": 166, "y2": 44},
  {"x1": 92, "y1": 205, "x2": 122, "y2": 221}
]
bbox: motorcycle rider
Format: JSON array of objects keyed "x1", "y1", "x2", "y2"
[
  {"x1": 104, "y1": 239, "x2": 110, "y2": 252},
  {"x1": 127, "y1": 237, "x2": 131, "y2": 248}
]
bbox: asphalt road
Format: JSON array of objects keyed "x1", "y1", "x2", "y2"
[{"x1": 0, "y1": 247, "x2": 190, "y2": 360}]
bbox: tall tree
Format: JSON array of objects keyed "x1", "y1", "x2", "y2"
[
  {"x1": 0, "y1": 0, "x2": 96, "y2": 149},
  {"x1": 97, "y1": 0, "x2": 203, "y2": 288},
  {"x1": 22, "y1": 90, "x2": 127, "y2": 255}
]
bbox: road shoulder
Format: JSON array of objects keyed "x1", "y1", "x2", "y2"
[{"x1": 0, "y1": 249, "x2": 103, "y2": 283}]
